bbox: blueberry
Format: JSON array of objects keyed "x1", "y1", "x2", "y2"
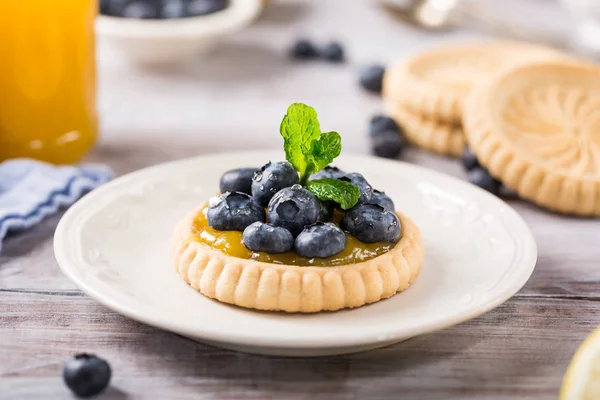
[
  {"x1": 63, "y1": 354, "x2": 111, "y2": 398},
  {"x1": 295, "y1": 222, "x2": 347, "y2": 258},
  {"x1": 321, "y1": 42, "x2": 345, "y2": 62},
  {"x1": 187, "y1": 0, "x2": 229, "y2": 16},
  {"x1": 162, "y1": 0, "x2": 186, "y2": 18},
  {"x1": 309, "y1": 166, "x2": 346, "y2": 181},
  {"x1": 318, "y1": 200, "x2": 334, "y2": 222},
  {"x1": 207, "y1": 192, "x2": 265, "y2": 231},
  {"x1": 338, "y1": 173, "x2": 373, "y2": 205},
  {"x1": 369, "y1": 190, "x2": 395, "y2": 211},
  {"x1": 242, "y1": 222, "x2": 294, "y2": 254},
  {"x1": 100, "y1": 0, "x2": 130, "y2": 16},
  {"x1": 341, "y1": 204, "x2": 401, "y2": 243},
  {"x1": 359, "y1": 65, "x2": 385, "y2": 94},
  {"x1": 252, "y1": 161, "x2": 299, "y2": 207},
  {"x1": 123, "y1": 1, "x2": 159, "y2": 19},
  {"x1": 468, "y1": 168, "x2": 501, "y2": 195},
  {"x1": 219, "y1": 167, "x2": 258, "y2": 195},
  {"x1": 460, "y1": 148, "x2": 480, "y2": 171},
  {"x1": 371, "y1": 130, "x2": 406, "y2": 159},
  {"x1": 291, "y1": 39, "x2": 318, "y2": 60},
  {"x1": 370, "y1": 115, "x2": 399, "y2": 136},
  {"x1": 268, "y1": 185, "x2": 321, "y2": 236}
]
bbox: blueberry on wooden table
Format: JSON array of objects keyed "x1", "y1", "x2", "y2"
[
  {"x1": 291, "y1": 39, "x2": 318, "y2": 60},
  {"x1": 63, "y1": 354, "x2": 111, "y2": 398},
  {"x1": 187, "y1": 0, "x2": 230, "y2": 16},
  {"x1": 369, "y1": 115, "x2": 399, "y2": 136},
  {"x1": 467, "y1": 168, "x2": 502, "y2": 195},
  {"x1": 460, "y1": 148, "x2": 480, "y2": 171},
  {"x1": 321, "y1": 42, "x2": 345, "y2": 63},
  {"x1": 359, "y1": 65, "x2": 386, "y2": 94},
  {"x1": 295, "y1": 222, "x2": 347, "y2": 258},
  {"x1": 371, "y1": 130, "x2": 406, "y2": 159}
]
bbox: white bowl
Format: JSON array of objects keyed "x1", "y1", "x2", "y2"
[{"x1": 96, "y1": 0, "x2": 264, "y2": 65}]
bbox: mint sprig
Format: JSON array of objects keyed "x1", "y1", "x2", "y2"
[
  {"x1": 307, "y1": 179, "x2": 361, "y2": 210},
  {"x1": 280, "y1": 103, "x2": 359, "y2": 210}
]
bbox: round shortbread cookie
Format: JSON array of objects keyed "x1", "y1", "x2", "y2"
[
  {"x1": 463, "y1": 61, "x2": 600, "y2": 216},
  {"x1": 385, "y1": 100, "x2": 464, "y2": 157},
  {"x1": 383, "y1": 40, "x2": 565, "y2": 124},
  {"x1": 171, "y1": 205, "x2": 424, "y2": 313}
]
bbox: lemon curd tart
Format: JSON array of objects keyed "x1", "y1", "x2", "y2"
[{"x1": 171, "y1": 103, "x2": 424, "y2": 312}]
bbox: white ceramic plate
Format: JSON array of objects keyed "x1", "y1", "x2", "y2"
[{"x1": 55, "y1": 151, "x2": 537, "y2": 357}]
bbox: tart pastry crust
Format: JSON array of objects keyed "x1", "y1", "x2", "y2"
[
  {"x1": 385, "y1": 101, "x2": 464, "y2": 157},
  {"x1": 171, "y1": 206, "x2": 424, "y2": 313},
  {"x1": 383, "y1": 40, "x2": 564, "y2": 124},
  {"x1": 463, "y1": 61, "x2": 600, "y2": 216}
]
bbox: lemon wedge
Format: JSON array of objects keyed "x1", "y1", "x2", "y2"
[{"x1": 561, "y1": 327, "x2": 600, "y2": 400}]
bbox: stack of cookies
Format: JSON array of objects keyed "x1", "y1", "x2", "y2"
[
  {"x1": 382, "y1": 40, "x2": 563, "y2": 157},
  {"x1": 382, "y1": 40, "x2": 600, "y2": 216}
]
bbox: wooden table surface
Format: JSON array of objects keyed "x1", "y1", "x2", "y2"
[{"x1": 2, "y1": 1, "x2": 598, "y2": 399}]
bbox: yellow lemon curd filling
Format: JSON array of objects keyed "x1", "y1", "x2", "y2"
[{"x1": 189, "y1": 205, "x2": 395, "y2": 267}]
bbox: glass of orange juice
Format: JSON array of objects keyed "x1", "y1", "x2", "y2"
[{"x1": 0, "y1": 0, "x2": 98, "y2": 164}]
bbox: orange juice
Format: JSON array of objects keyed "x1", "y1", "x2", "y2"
[{"x1": 0, "y1": 0, "x2": 97, "y2": 164}]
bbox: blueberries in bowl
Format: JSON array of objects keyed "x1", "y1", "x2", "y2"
[
  {"x1": 208, "y1": 192, "x2": 265, "y2": 231},
  {"x1": 63, "y1": 354, "x2": 111, "y2": 398},
  {"x1": 100, "y1": 0, "x2": 230, "y2": 19},
  {"x1": 219, "y1": 167, "x2": 258, "y2": 195},
  {"x1": 267, "y1": 185, "x2": 321, "y2": 236},
  {"x1": 295, "y1": 222, "x2": 347, "y2": 258},
  {"x1": 252, "y1": 161, "x2": 300, "y2": 207},
  {"x1": 341, "y1": 204, "x2": 401, "y2": 243},
  {"x1": 242, "y1": 222, "x2": 294, "y2": 253}
]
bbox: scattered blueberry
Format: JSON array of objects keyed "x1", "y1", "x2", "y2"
[
  {"x1": 359, "y1": 65, "x2": 385, "y2": 94},
  {"x1": 460, "y1": 148, "x2": 480, "y2": 171},
  {"x1": 242, "y1": 222, "x2": 294, "y2": 254},
  {"x1": 318, "y1": 200, "x2": 334, "y2": 222},
  {"x1": 341, "y1": 204, "x2": 401, "y2": 243},
  {"x1": 309, "y1": 166, "x2": 346, "y2": 181},
  {"x1": 370, "y1": 115, "x2": 399, "y2": 136},
  {"x1": 162, "y1": 0, "x2": 187, "y2": 18},
  {"x1": 291, "y1": 39, "x2": 318, "y2": 60},
  {"x1": 467, "y1": 168, "x2": 502, "y2": 195},
  {"x1": 208, "y1": 192, "x2": 265, "y2": 231},
  {"x1": 122, "y1": 1, "x2": 159, "y2": 19},
  {"x1": 252, "y1": 161, "x2": 300, "y2": 207},
  {"x1": 338, "y1": 173, "x2": 373, "y2": 205},
  {"x1": 371, "y1": 130, "x2": 405, "y2": 159},
  {"x1": 369, "y1": 190, "x2": 395, "y2": 211},
  {"x1": 63, "y1": 354, "x2": 111, "y2": 398},
  {"x1": 187, "y1": 0, "x2": 229, "y2": 16},
  {"x1": 268, "y1": 185, "x2": 321, "y2": 236},
  {"x1": 219, "y1": 167, "x2": 258, "y2": 195},
  {"x1": 321, "y1": 42, "x2": 345, "y2": 62},
  {"x1": 295, "y1": 222, "x2": 347, "y2": 258}
]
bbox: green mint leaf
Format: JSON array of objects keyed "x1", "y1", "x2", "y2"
[
  {"x1": 280, "y1": 103, "x2": 321, "y2": 177},
  {"x1": 308, "y1": 131, "x2": 342, "y2": 174},
  {"x1": 307, "y1": 178, "x2": 361, "y2": 210}
]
